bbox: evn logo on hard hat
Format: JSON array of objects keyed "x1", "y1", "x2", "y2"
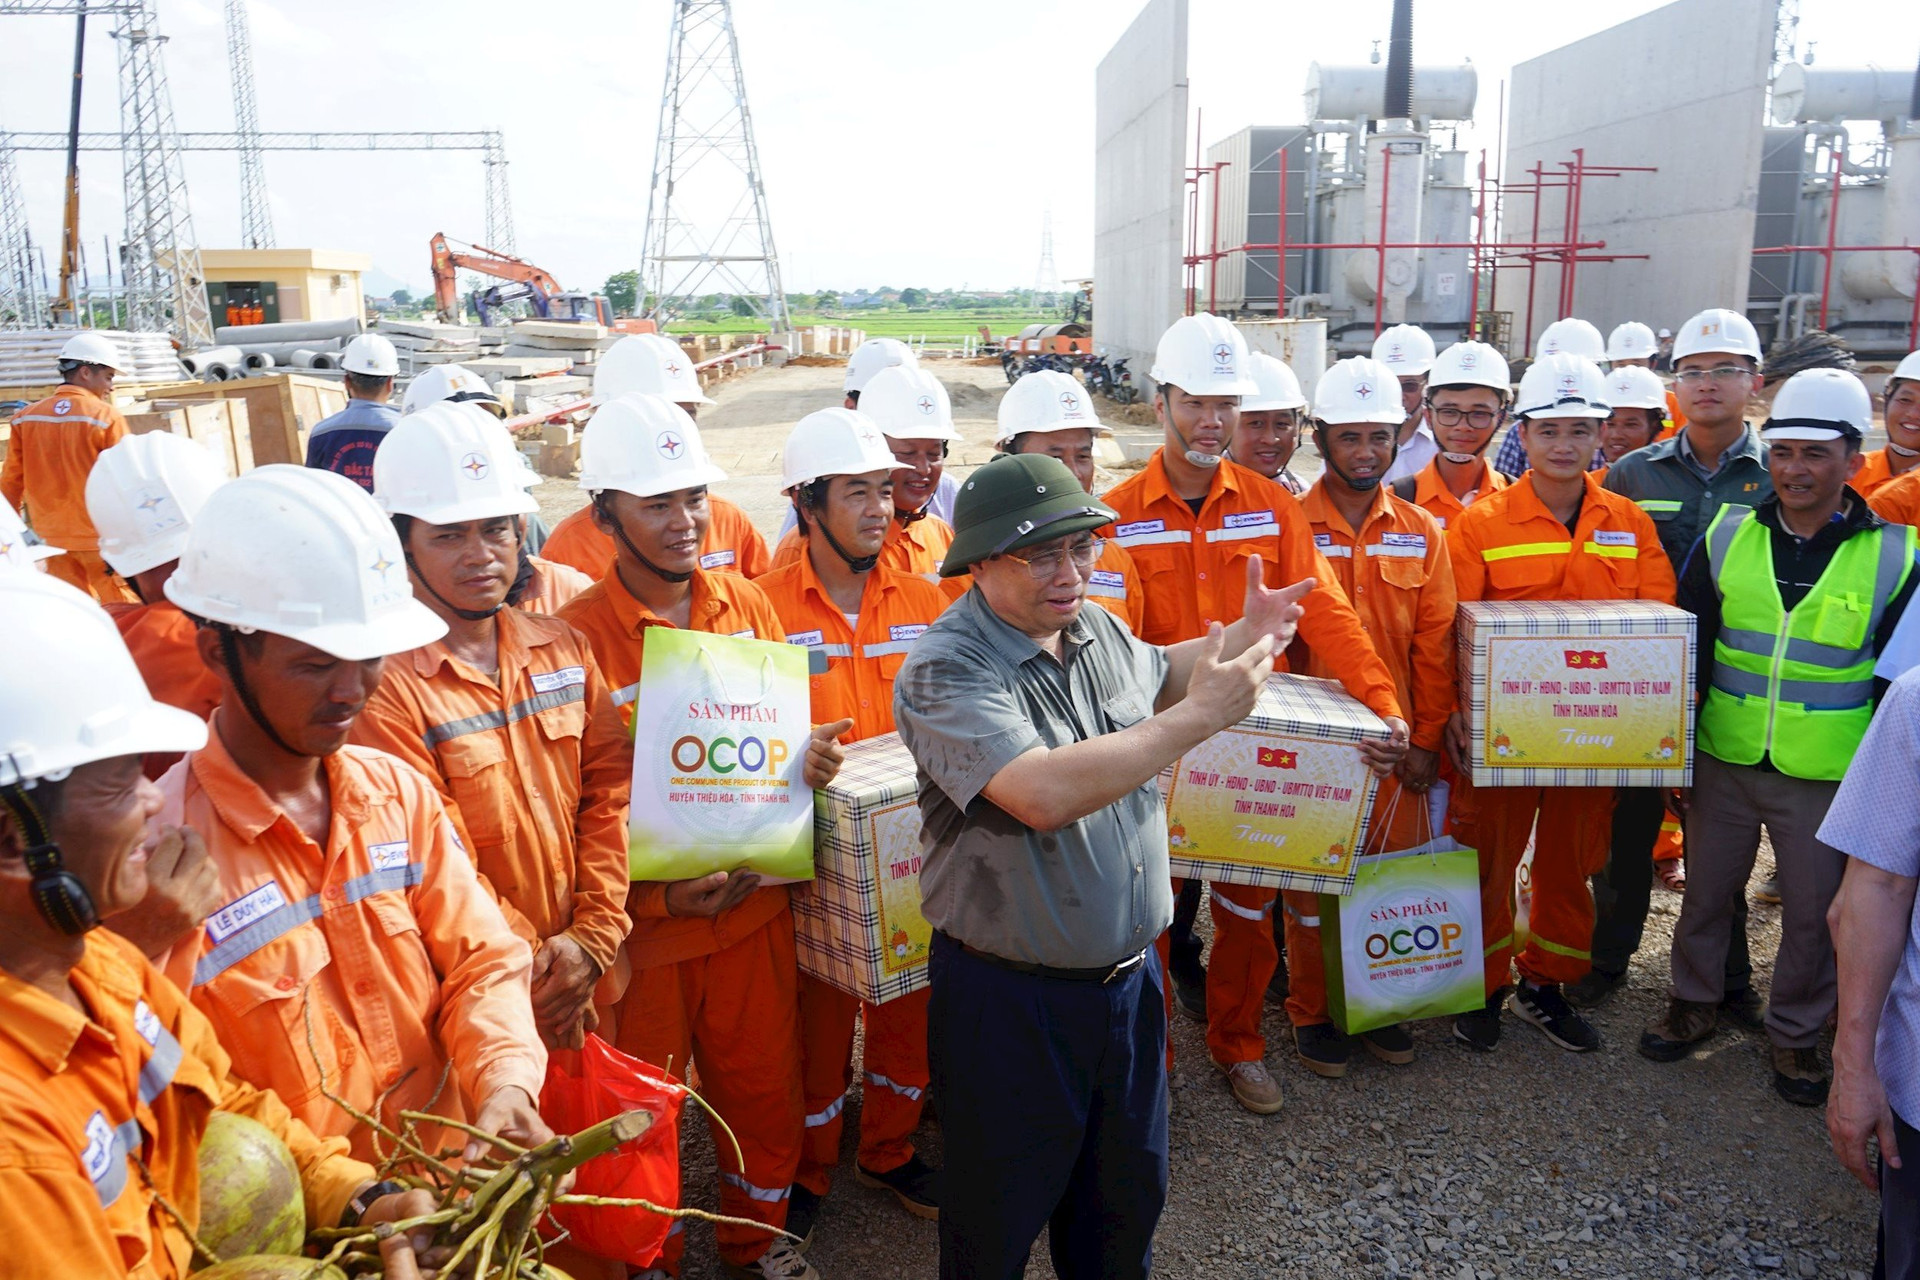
[
  {"x1": 656, "y1": 432, "x2": 684, "y2": 459},
  {"x1": 460, "y1": 452, "x2": 490, "y2": 480},
  {"x1": 1211, "y1": 343, "x2": 1235, "y2": 373},
  {"x1": 1353, "y1": 383, "x2": 1374, "y2": 400},
  {"x1": 916, "y1": 396, "x2": 936, "y2": 415}
]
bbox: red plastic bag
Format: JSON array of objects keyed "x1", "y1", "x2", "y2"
[{"x1": 539, "y1": 1034, "x2": 686, "y2": 1267}]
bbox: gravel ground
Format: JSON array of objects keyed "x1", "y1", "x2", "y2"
[{"x1": 542, "y1": 362, "x2": 1882, "y2": 1278}]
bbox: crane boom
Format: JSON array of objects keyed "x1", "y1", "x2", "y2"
[{"x1": 50, "y1": 0, "x2": 85, "y2": 323}]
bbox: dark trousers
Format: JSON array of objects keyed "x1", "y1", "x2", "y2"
[
  {"x1": 1168, "y1": 877, "x2": 1205, "y2": 979},
  {"x1": 928, "y1": 932, "x2": 1169, "y2": 1280},
  {"x1": 1591, "y1": 786, "x2": 1752, "y2": 989},
  {"x1": 1878, "y1": 1108, "x2": 1919, "y2": 1280}
]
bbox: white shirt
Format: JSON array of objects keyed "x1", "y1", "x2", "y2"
[{"x1": 1383, "y1": 414, "x2": 1440, "y2": 485}]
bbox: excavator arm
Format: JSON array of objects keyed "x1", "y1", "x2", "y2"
[{"x1": 430, "y1": 232, "x2": 568, "y2": 323}]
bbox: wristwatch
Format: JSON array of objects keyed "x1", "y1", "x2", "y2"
[{"x1": 340, "y1": 1179, "x2": 409, "y2": 1230}]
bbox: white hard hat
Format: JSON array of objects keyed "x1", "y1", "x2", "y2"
[
  {"x1": 1657, "y1": 328, "x2": 1673, "y2": 339},
  {"x1": 86, "y1": 431, "x2": 228, "y2": 578},
  {"x1": 1371, "y1": 324, "x2": 1436, "y2": 378},
  {"x1": 859, "y1": 366, "x2": 959, "y2": 441},
  {"x1": 994, "y1": 370, "x2": 1114, "y2": 447},
  {"x1": 374, "y1": 401, "x2": 540, "y2": 525},
  {"x1": 1889, "y1": 349, "x2": 1920, "y2": 387},
  {"x1": 1605, "y1": 321, "x2": 1658, "y2": 362},
  {"x1": 845, "y1": 338, "x2": 920, "y2": 394},
  {"x1": 0, "y1": 574, "x2": 207, "y2": 787},
  {"x1": 58, "y1": 331, "x2": 127, "y2": 373},
  {"x1": 780, "y1": 408, "x2": 897, "y2": 492},
  {"x1": 1150, "y1": 313, "x2": 1260, "y2": 397},
  {"x1": 1, "y1": 497, "x2": 62, "y2": 569},
  {"x1": 1312, "y1": 357, "x2": 1406, "y2": 426},
  {"x1": 1516, "y1": 353, "x2": 1612, "y2": 420},
  {"x1": 341, "y1": 333, "x2": 400, "y2": 377},
  {"x1": 403, "y1": 363, "x2": 503, "y2": 415},
  {"x1": 576, "y1": 393, "x2": 728, "y2": 499},
  {"x1": 1604, "y1": 366, "x2": 1669, "y2": 412},
  {"x1": 1672, "y1": 307, "x2": 1762, "y2": 363},
  {"x1": 593, "y1": 334, "x2": 713, "y2": 407},
  {"x1": 1428, "y1": 341, "x2": 1512, "y2": 396},
  {"x1": 1241, "y1": 352, "x2": 1308, "y2": 412},
  {"x1": 1762, "y1": 368, "x2": 1873, "y2": 441},
  {"x1": 164, "y1": 465, "x2": 447, "y2": 661},
  {"x1": 1535, "y1": 318, "x2": 1607, "y2": 363}
]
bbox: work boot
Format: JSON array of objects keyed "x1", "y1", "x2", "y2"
[
  {"x1": 1359, "y1": 1023, "x2": 1416, "y2": 1066},
  {"x1": 1453, "y1": 989, "x2": 1507, "y2": 1052},
  {"x1": 854, "y1": 1154, "x2": 939, "y2": 1221},
  {"x1": 1213, "y1": 1057, "x2": 1285, "y2": 1114},
  {"x1": 724, "y1": 1237, "x2": 818, "y2": 1280},
  {"x1": 1639, "y1": 997, "x2": 1718, "y2": 1062},
  {"x1": 1171, "y1": 959, "x2": 1207, "y2": 1021},
  {"x1": 1510, "y1": 981, "x2": 1600, "y2": 1052},
  {"x1": 785, "y1": 1183, "x2": 821, "y2": 1252},
  {"x1": 1720, "y1": 985, "x2": 1768, "y2": 1031},
  {"x1": 1564, "y1": 967, "x2": 1628, "y2": 1009},
  {"x1": 1771, "y1": 1045, "x2": 1830, "y2": 1107},
  {"x1": 1754, "y1": 870, "x2": 1782, "y2": 905},
  {"x1": 1294, "y1": 1022, "x2": 1350, "y2": 1078}
]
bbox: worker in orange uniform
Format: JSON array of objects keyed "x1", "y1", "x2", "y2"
[
  {"x1": 354, "y1": 402, "x2": 632, "y2": 1051},
  {"x1": 150, "y1": 466, "x2": 553, "y2": 1168},
  {"x1": 543, "y1": 333, "x2": 770, "y2": 581},
  {"x1": 85, "y1": 431, "x2": 229, "y2": 747},
  {"x1": 1444, "y1": 353, "x2": 1678, "y2": 1054},
  {"x1": 842, "y1": 338, "x2": 959, "y2": 522},
  {"x1": 1226, "y1": 352, "x2": 1311, "y2": 495},
  {"x1": 1104, "y1": 314, "x2": 1407, "y2": 1115},
  {"x1": 0, "y1": 573, "x2": 446, "y2": 1280},
  {"x1": 1864, "y1": 350, "x2": 1920, "y2": 519},
  {"x1": 1597, "y1": 366, "x2": 1671, "y2": 477},
  {"x1": 994, "y1": 369, "x2": 1145, "y2": 631},
  {"x1": 1392, "y1": 342, "x2": 1512, "y2": 530},
  {"x1": 1284, "y1": 358, "x2": 1458, "y2": 1079},
  {"x1": 1606, "y1": 322, "x2": 1686, "y2": 439},
  {"x1": 755, "y1": 409, "x2": 949, "y2": 1246},
  {"x1": 2, "y1": 332, "x2": 135, "y2": 603},
  {"x1": 556, "y1": 393, "x2": 847, "y2": 1280}
]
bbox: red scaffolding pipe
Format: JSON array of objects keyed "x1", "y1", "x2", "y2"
[
  {"x1": 1751, "y1": 243, "x2": 1920, "y2": 346},
  {"x1": 1374, "y1": 143, "x2": 1393, "y2": 337}
]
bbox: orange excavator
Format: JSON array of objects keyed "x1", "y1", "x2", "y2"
[{"x1": 429, "y1": 233, "x2": 651, "y2": 331}]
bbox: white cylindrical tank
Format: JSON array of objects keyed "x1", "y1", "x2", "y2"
[
  {"x1": 1344, "y1": 122, "x2": 1427, "y2": 322},
  {"x1": 1235, "y1": 318, "x2": 1328, "y2": 401},
  {"x1": 1842, "y1": 133, "x2": 1920, "y2": 302},
  {"x1": 1305, "y1": 63, "x2": 1478, "y2": 122},
  {"x1": 1771, "y1": 64, "x2": 1917, "y2": 124}
]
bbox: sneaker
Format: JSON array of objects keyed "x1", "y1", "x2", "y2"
[
  {"x1": 1213, "y1": 1057, "x2": 1285, "y2": 1114},
  {"x1": 784, "y1": 1183, "x2": 821, "y2": 1252},
  {"x1": 1265, "y1": 945, "x2": 1291, "y2": 1005},
  {"x1": 1771, "y1": 1045, "x2": 1830, "y2": 1107},
  {"x1": 854, "y1": 1153, "x2": 939, "y2": 1221},
  {"x1": 1720, "y1": 985, "x2": 1767, "y2": 1031},
  {"x1": 1453, "y1": 989, "x2": 1506, "y2": 1052},
  {"x1": 1564, "y1": 967, "x2": 1627, "y2": 1009},
  {"x1": 1359, "y1": 1023, "x2": 1416, "y2": 1066},
  {"x1": 1754, "y1": 873, "x2": 1782, "y2": 905},
  {"x1": 1510, "y1": 981, "x2": 1600, "y2": 1052},
  {"x1": 724, "y1": 1237, "x2": 818, "y2": 1280},
  {"x1": 1294, "y1": 1022, "x2": 1350, "y2": 1078},
  {"x1": 1639, "y1": 997, "x2": 1718, "y2": 1062}
]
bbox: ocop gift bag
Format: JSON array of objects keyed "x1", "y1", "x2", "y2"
[{"x1": 627, "y1": 628, "x2": 815, "y2": 882}]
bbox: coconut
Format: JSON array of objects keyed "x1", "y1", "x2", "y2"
[
  {"x1": 193, "y1": 1260, "x2": 344, "y2": 1280},
  {"x1": 194, "y1": 1112, "x2": 305, "y2": 1266}
]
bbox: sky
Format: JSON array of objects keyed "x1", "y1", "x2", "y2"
[{"x1": 1, "y1": 0, "x2": 1912, "y2": 299}]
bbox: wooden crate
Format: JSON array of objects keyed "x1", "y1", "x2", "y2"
[
  {"x1": 137, "y1": 373, "x2": 345, "y2": 469},
  {"x1": 133, "y1": 399, "x2": 255, "y2": 477}
]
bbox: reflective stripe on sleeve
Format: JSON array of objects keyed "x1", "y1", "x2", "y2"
[
  {"x1": 721, "y1": 1171, "x2": 791, "y2": 1203},
  {"x1": 1481, "y1": 541, "x2": 1572, "y2": 563},
  {"x1": 1209, "y1": 886, "x2": 1273, "y2": 921},
  {"x1": 804, "y1": 1095, "x2": 846, "y2": 1128},
  {"x1": 422, "y1": 685, "x2": 586, "y2": 749},
  {"x1": 863, "y1": 1070, "x2": 925, "y2": 1101},
  {"x1": 1636, "y1": 499, "x2": 1683, "y2": 513}
]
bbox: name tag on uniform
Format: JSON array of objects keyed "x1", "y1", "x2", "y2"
[
  {"x1": 1592, "y1": 530, "x2": 1636, "y2": 546},
  {"x1": 132, "y1": 1001, "x2": 162, "y2": 1047},
  {"x1": 530, "y1": 665, "x2": 585, "y2": 694},
  {"x1": 1313, "y1": 532, "x2": 1334, "y2": 548},
  {"x1": 889, "y1": 623, "x2": 928, "y2": 643},
  {"x1": 1088, "y1": 570, "x2": 1125, "y2": 588},
  {"x1": 729, "y1": 629, "x2": 756, "y2": 638},
  {"x1": 786, "y1": 629, "x2": 825, "y2": 647},
  {"x1": 1225, "y1": 509, "x2": 1275, "y2": 529},
  {"x1": 699, "y1": 549, "x2": 736, "y2": 569},
  {"x1": 1381, "y1": 532, "x2": 1426, "y2": 550},
  {"x1": 81, "y1": 1112, "x2": 115, "y2": 1184},
  {"x1": 368, "y1": 841, "x2": 411, "y2": 871},
  {"x1": 205, "y1": 881, "x2": 288, "y2": 945},
  {"x1": 1116, "y1": 519, "x2": 1164, "y2": 538}
]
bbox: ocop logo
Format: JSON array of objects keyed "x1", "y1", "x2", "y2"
[
  {"x1": 1364, "y1": 919, "x2": 1464, "y2": 962},
  {"x1": 668, "y1": 732, "x2": 790, "y2": 776}
]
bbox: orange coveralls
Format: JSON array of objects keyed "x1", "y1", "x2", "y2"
[
  {"x1": 157, "y1": 729, "x2": 546, "y2": 1162},
  {"x1": 114, "y1": 601, "x2": 221, "y2": 778},
  {"x1": 348, "y1": 607, "x2": 633, "y2": 1023},
  {"x1": 1446, "y1": 471, "x2": 1677, "y2": 996},
  {"x1": 524, "y1": 554, "x2": 593, "y2": 615},
  {"x1": 0, "y1": 930, "x2": 374, "y2": 1280},
  {"x1": 1, "y1": 384, "x2": 135, "y2": 603},
  {"x1": 541, "y1": 495, "x2": 770, "y2": 582},
  {"x1": 757, "y1": 545, "x2": 949, "y2": 1195},
  {"x1": 770, "y1": 511, "x2": 970, "y2": 604},
  {"x1": 1103, "y1": 451, "x2": 1402, "y2": 1067},
  {"x1": 557, "y1": 565, "x2": 803, "y2": 1269},
  {"x1": 1869, "y1": 471, "x2": 1920, "y2": 527},
  {"x1": 1284, "y1": 482, "x2": 1458, "y2": 1029},
  {"x1": 1403, "y1": 455, "x2": 1507, "y2": 531}
]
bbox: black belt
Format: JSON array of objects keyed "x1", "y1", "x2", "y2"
[{"x1": 950, "y1": 934, "x2": 1147, "y2": 985}]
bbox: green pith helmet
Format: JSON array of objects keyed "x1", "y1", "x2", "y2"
[{"x1": 941, "y1": 453, "x2": 1116, "y2": 578}]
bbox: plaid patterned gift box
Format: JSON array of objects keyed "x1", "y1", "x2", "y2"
[
  {"x1": 791, "y1": 732, "x2": 931, "y2": 1004},
  {"x1": 1160, "y1": 674, "x2": 1390, "y2": 896},
  {"x1": 1457, "y1": 600, "x2": 1695, "y2": 788}
]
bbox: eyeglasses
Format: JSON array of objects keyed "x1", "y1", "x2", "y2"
[
  {"x1": 998, "y1": 536, "x2": 1105, "y2": 580},
  {"x1": 1429, "y1": 406, "x2": 1503, "y2": 429},
  {"x1": 1674, "y1": 366, "x2": 1751, "y2": 386}
]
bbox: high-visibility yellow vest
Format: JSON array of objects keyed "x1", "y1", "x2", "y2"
[{"x1": 1698, "y1": 504, "x2": 1914, "y2": 779}]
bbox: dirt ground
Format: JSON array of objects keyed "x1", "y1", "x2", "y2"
[{"x1": 542, "y1": 363, "x2": 1881, "y2": 1279}]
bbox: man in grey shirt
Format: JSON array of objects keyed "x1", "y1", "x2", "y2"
[{"x1": 894, "y1": 453, "x2": 1310, "y2": 1280}]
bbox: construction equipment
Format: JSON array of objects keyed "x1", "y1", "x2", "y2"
[
  {"x1": 429, "y1": 232, "x2": 613, "y2": 327},
  {"x1": 50, "y1": 1, "x2": 85, "y2": 325}
]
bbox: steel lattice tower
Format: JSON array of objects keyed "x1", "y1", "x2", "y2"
[
  {"x1": 224, "y1": 0, "x2": 272, "y2": 248},
  {"x1": 114, "y1": 0, "x2": 212, "y2": 345},
  {"x1": 483, "y1": 133, "x2": 514, "y2": 255},
  {"x1": 1034, "y1": 208, "x2": 1060, "y2": 296},
  {"x1": 0, "y1": 136, "x2": 47, "y2": 328},
  {"x1": 642, "y1": 0, "x2": 788, "y2": 329}
]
